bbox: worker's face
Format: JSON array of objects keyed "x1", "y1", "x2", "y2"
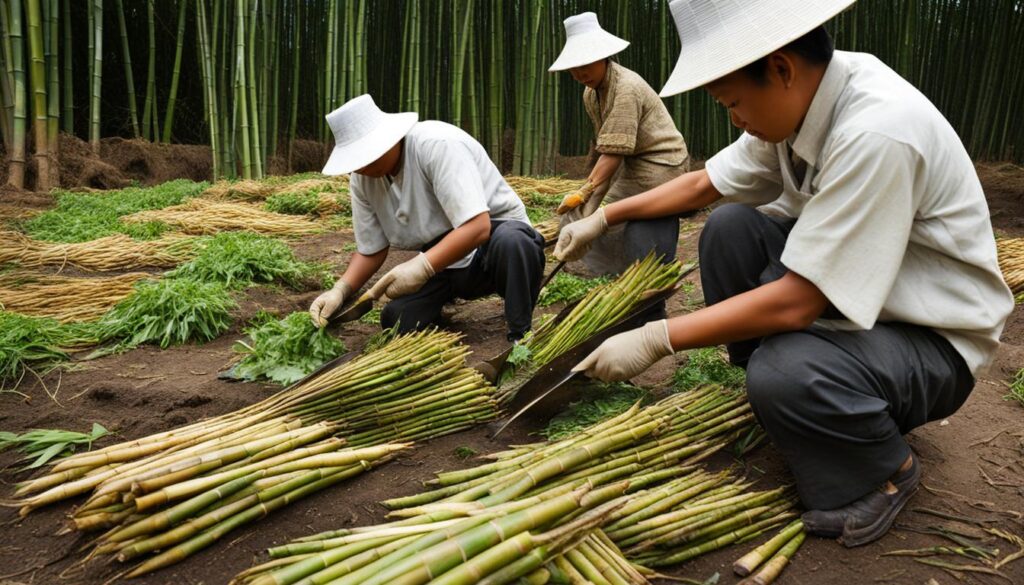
[
  {"x1": 704, "y1": 52, "x2": 810, "y2": 144},
  {"x1": 355, "y1": 141, "x2": 402, "y2": 178},
  {"x1": 568, "y1": 59, "x2": 607, "y2": 89}
]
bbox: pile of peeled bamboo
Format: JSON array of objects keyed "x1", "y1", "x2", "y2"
[
  {"x1": 202, "y1": 177, "x2": 349, "y2": 201},
  {"x1": 997, "y1": 237, "x2": 1024, "y2": 293},
  {"x1": 232, "y1": 385, "x2": 796, "y2": 585},
  {"x1": 10, "y1": 330, "x2": 499, "y2": 577},
  {"x1": 0, "y1": 271, "x2": 153, "y2": 322},
  {"x1": 0, "y1": 203, "x2": 41, "y2": 220},
  {"x1": 505, "y1": 176, "x2": 583, "y2": 197},
  {"x1": 533, "y1": 218, "x2": 560, "y2": 246},
  {"x1": 0, "y1": 231, "x2": 196, "y2": 271},
  {"x1": 120, "y1": 199, "x2": 324, "y2": 236},
  {"x1": 499, "y1": 254, "x2": 684, "y2": 402}
]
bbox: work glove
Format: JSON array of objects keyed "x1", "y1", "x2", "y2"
[
  {"x1": 309, "y1": 279, "x2": 353, "y2": 328},
  {"x1": 367, "y1": 253, "x2": 435, "y2": 300},
  {"x1": 556, "y1": 181, "x2": 596, "y2": 215},
  {"x1": 573, "y1": 319, "x2": 674, "y2": 382},
  {"x1": 554, "y1": 208, "x2": 608, "y2": 262}
]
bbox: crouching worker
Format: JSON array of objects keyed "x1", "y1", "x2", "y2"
[
  {"x1": 309, "y1": 95, "x2": 545, "y2": 341},
  {"x1": 558, "y1": 0, "x2": 1014, "y2": 547}
]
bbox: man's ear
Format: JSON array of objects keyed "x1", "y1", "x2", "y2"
[{"x1": 768, "y1": 52, "x2": 796, "y2": 89}]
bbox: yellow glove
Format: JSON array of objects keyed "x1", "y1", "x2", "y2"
[
  {"x1": 572, "y1": 320, "x2": 674, "y2": 382},
  {"x1": 554, "y1": 208, "x2": 608, "y2": 262},
  {"x1": 309, "y1": 279, "x2": 353, "y2": 328},
  {"x1": 556, "y1": 181, "x2": 596, "y2": 215},
  {"x1": 367, "y1": 253, "x2": 436, "y2": 300}
]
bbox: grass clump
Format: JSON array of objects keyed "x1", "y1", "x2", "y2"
[
  {"x1": 1007, "y1": 368, "x2": 1024, "y2": 407},
  {"x1": 167, "y1": 232, "x2": 331, "y2": 290},
  {"x1": 537, "y1": 272, "x2": 611, "y2": 307},
  {"x1": 359, "y1": 307, "x2": 382, "y2": 325},
  {"x1": 23, "y1": 179, "x2": 207, "y2": 242},
  {"x1": 94, "y1": 279, "x2": 236, "y2": 350},
  {"x1": 0, "y1": 312, "x2": 97, "y2": 388},
  {"x1": 673, "y1": 347, "x2": 746, "y2": 392},
  {"x1": 232, "y1": 312, "x2": 348, "y2": 385},
  {"x1": 264, "y1": 192, "x2": 321, "y2": 215},
  {"x1": 543, "y1": 382, "x2": 649, "y2": 440},
  {"x1": 0, "y1": 423, "x2": 108, "y2": 469}
]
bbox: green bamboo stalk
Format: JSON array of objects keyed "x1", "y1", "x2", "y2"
[
  {"x1": 161, "y1": 0, "x2": 188, "y2": 143},
  {"x1": 6, "y1": 0, "x2": 26, "y2": 186},
  {"x1": 113, "y1": 0, "x2": 138, "y2": 138},
  {"x1": 247, "y1": 0, "x2": 263, "y2": 178},
  {"x1": 25, "y1": 0, "x2": 49, "y2": 189},
  {"x1": 141, "y1": 0, "x2": 155, "y2": 141},
  {"x1": 733, "y1": 520, "x2": 804, "y2": 577}
]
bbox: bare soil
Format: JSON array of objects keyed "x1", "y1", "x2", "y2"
[{"x1": 0, "y1": 159, "x2": 1021, "y2": 585}]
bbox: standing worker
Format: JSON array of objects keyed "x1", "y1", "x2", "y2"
[
  {"x1": 558, "y1": 0, "x2": 1014, "y2": 546},
  {"x1": 550, "y1": 12, "x2": 690, "y2": 276},
  {"x1": 309, "y1": 95, "x2": 545, "y2": 342}
]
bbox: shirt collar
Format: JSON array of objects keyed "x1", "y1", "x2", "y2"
[{"x1": 790, "y1": 53, "x2": 850, "y2": 166}]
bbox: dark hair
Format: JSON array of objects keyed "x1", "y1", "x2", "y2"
[{"x1": 740, "y1": 26, "x2": 834, "y2": 84}]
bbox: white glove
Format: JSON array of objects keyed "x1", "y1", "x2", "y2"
[
  {"x1": 309, "y1": 279, "x2": 353, "y2": 328},
  {"x1": 554, "y1": 208, "x2": 608, "y2": 262},
  {"x1": 573, "y1": 319, "x2": 674, "y2": 382},
  {"x1": 367, "y1": 253, "x2": 436, "y2": 300}
]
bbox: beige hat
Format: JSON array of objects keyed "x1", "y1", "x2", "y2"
[
  {"x1": 549, "y1": 12, "x2": 630, "y2": 72},
  {"x1": 660, "y1": 0, "x2": 856, "y2": 97},
  {"x1": 322, "y1": 95, "x2": 418, "y2": 176}
]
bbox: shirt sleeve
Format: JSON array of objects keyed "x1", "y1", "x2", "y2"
[
  {"x1": 705, "y1": 133, "x2": 784, "y2": 207},
  {"x1": 421, "y1": 139, "x2": 490, "y2": 228},
  {"x1": 350, "y1": 180, "x2": 390, "y2": 256},
  {"x1": 594, "y1": 86, "x2": 641, "y2": 156},
  {"x1": 781, "y1": 131, "x2": 919, "y2": 329}
]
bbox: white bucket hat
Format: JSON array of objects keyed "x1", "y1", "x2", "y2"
[
  {"x1": 322, "y1": 95, "x2": 419, "y2": 175},
  {"x1": 549, "y1": 12, "x2": 630, "y2": 72},
  {"x1": 660, "y1": 0, "x2": 856, "y2": 97}
]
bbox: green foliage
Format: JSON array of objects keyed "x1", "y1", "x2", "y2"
[
  {"x1": 672, "y1": 347, "x2": 746, "y2": 393},
  {"x1": 232, "y1": 311, "x2": 348, "y2": 385},
  {"x1": 23, "y1": 179, "x2": 207, "y2": 242},
  {"x1": 342, "y1": 242, "x2": 358, "y2": 252},
  {"x1": 525, "y1": 206, "x2": 552, "y2": 224},
  {"x1": 167, "y1": 232, "x2": 331, "y2": 290},
  {"x1": 453, "y1": 446, "x2": 478, "y2": 460},
  {"x1": 363, "y1": 325, "x2": 401, "y2": 353},
  {"x1": 94, "y1": 279, "x2": 236, "y2": 350},
  {"x1": 1007, "y1": 368, "x2": 1024, "y2": 407},
  {"x1": 543, "y1": 383, "x2": 649, "y2": 441},
  {"x1": 1015, "y1": 292, "x2": 1023, "y2": 305},
  {"x1": 0, "y1": 312, "x2": 97, "y2": 387},
  {"x1": 537, "y1": 272, "x2": 611, "y2": 307},
  {"x1": 359, "y1": 307, "x2": 382, "y2": 325},
  {"x1": 0, "y1": 423, "x2": 108, "y2": 469},
  {"x1": 264, "y1": 192, "x2": 321, "y2": 215}
]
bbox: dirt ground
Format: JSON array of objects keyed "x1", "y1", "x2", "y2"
[{"x1": 0, "y1": 161, "x2": 1022, "y2": 585}]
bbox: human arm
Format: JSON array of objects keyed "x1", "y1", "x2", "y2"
[{"x1": 557, "y1": 154, "x2": 623, "y2": 214}]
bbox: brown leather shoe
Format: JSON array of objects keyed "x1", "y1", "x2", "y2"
[{"x1": 801, "y1": 453, "x2": 920, "y2": 547}]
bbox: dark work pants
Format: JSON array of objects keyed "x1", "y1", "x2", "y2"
[
  {"x1": 623, "y1": 216, "x2": 680, "y2": 266},
  {"x1": 698, "y1": 203, "x2": 974, "y2": 509},
  {"x1": 381, "y1": 221, "x2": 545, "y2": 340}
]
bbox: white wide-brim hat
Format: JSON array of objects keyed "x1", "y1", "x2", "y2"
[
  {"x1": 322, "y1": 95, "x2": 419, "y2": 175},
  {"x1": 549, "y1": 12, "x2": 630, "y2": 72},
  {"x1": 660, "y1": 0, "x2": 856, "y2": 97}
]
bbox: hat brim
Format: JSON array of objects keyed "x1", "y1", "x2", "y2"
[
  {"x1": 659, "y1": 0, "x2": 855, "y2": 97},
  {"x1": 322, "y1": 112, "x2": 419, "y2": 175},
  {"x1": 549, "y1": 33, "x2": 629, "y2": 72}
]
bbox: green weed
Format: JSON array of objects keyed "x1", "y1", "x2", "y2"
[
  {"x1": 168, "y1": 232, "x2": 331, "y2": 290},
  {"x1": 543, "y1": 382, "x2": 650, "y2": 440},
  {"x1": 1007, "y1": 368, "x2": 1024, "y2": 407},
  {"x1": 232, "y1": 311, "x2": 348, "y2": 385},
  {"x1": 673, "y1": 347, "x2": 746, "y2": 392},
  {"x1": 0, "y1": 423, "x2": 109, "y2": 469},
  {"x1": 537, "y1": 272, "x2": 611, "y2": 307}
]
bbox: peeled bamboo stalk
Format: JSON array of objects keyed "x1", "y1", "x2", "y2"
[
  {"x1": 997, "y1": 237, "x2": 1024, "y2": 293},
  {"x1": 121, "y1": 199, "x2": 325, "y2": 236},
  {"x1": 0, "y1": 270, "x2": 151, "y2": 322},
  {"x1": 0, "y1": 231, "x2": 196, "y2": 271}
]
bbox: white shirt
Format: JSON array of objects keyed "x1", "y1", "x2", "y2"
[
  {"x1": 350, "y1": 121, "x2": 530, "y2": 268},
  {"x1": 705, "y1": 51, "x2": 1014, "y2": 376}
]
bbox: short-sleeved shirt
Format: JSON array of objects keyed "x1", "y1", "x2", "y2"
[
  {"x1": 705, "y1": 50, "x2": 1014, "y2": 376},
  {"x1": 350, "y1": 121, "x2": 530, "y2": 269}
]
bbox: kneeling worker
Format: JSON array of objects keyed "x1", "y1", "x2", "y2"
[
  {"x1": 558, "y1": 0, "x2": 1013, "y2": 546},
  {"x1": 310, "y1": 95, "x2": 545, "y2": 341}
]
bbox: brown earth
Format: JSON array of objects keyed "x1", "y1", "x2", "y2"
[{"x1": 0, "y1": 158, "x2": 1021, "y2": 585}]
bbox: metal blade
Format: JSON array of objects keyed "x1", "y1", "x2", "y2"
[
  {"x1": 538, "y1": 260, "x2": 567, "y2": 291},
  {"x1": 329, "y1": 294, "x2": 375, "y2": 325},
  {"x1": 491, "y1": 370, "x2": 580, "y2": 437}
]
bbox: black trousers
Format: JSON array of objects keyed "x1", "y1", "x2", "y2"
[
  {"x1": 699, "y1": 203, "x2": 974, "y2": 509},
  {"x1": 381, "y1": 220, "x2": 545, "y2": 340},
  {"x1": 624, "y1": 216, "x2": 680, "y2": 266}
]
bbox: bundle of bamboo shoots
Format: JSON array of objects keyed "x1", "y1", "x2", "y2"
[
  {"x1": 203, "y1": 177, "x2": 349, "y2": 201},
  {"x1": 997, "y1": 237, "x2": 1024, "y2": 293},
  {"x1": 499, "y1": 254, "x2": 683, "y2": 402},
  {"x1": 0, "y1": 231, "x2": 196, "y2": 271},
  {"x1": 505, "y1": 176, "x2": 583, "y2": 196},
  {"x1": 234, "y1": 386, "x2": 787, "y2": 585},
  {"x1": 121, "y1": 199, "x2": 324, "y2": 236},
  {"x1": 10, "y1": 330, "x2": 499, "y2": 576},
  {"x1": 0, "y1": 271, "x2": 153, "y2": 322}
]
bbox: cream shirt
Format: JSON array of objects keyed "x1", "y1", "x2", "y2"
[
  {"x1": 351, "y1": 121, "x2": 530, "y2": 269},
  {"x1": 705, "y1": 51, "x2": 1013, "y2": 376}
]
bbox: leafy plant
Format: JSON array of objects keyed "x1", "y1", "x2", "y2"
[
  {"x1": 673, "y1": 347, "x2": 746, "y2": 393},
  {"x1": 359, "y1": 307, "x2": 382, "y2": 325},
  {"x1": 1006, "y1": 368, "x2": 1024, "y2": 407},
  {"x1": 167, "y1": 232, "x2": 331, "y2": 290},
  {"x1": 23, "y1": 179, "x2": 207, "y2": 242},
  {"x1": 526, "y1": 206, "x2": 552, "y2": 224},
  {"x1": 537, "y1": 272, "x2": 611, "y2": 307},
  {"x1": 264, "y1": 192, "x2": 321, "y2": 215},
  {"x1": 0, "y1": 312, "x2": 97, "y2": 387},
  {"x1": 0, "y1": 423, "x2": 109, "y2": 469},
  {"x1": 543, "y1": 383, "x2": 650, "y2": 440},
  {"x1": 454, "y1": 446, "x2": 478, "y2": 460},
  {"x1": 94, "y1": 279, "x2": 236, "y2": 350},
  {"x1": 232, "y1": 311, "x2": 348, "y2": 385}
]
